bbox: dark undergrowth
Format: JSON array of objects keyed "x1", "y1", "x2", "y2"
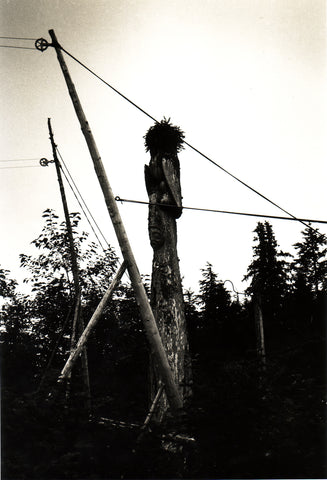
[{"x1": 2, "y1": 334, "x2": 326, "y2": 479}]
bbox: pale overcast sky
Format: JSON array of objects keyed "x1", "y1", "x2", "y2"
[{"x1": 1, "y1": 0, "x2": 326, "y2": 295}]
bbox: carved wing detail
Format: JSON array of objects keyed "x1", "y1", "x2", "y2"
[
  {"x1": 162, "y1": 156, "x2": 183, "y2": 218},
  {"x1": 144, "y1": 164, "x2": 156, "y2": 196}
]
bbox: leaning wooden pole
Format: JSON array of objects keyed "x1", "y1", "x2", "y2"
[
  {"x1": 48, "y1": 29, "x2": 182, "y2": 412},
  {"x1": 58, "y1": 261, "x2": 127, "y2": 381},
  {"x1": 48, "y1": 118, "x2": 91, "y2": 406}
]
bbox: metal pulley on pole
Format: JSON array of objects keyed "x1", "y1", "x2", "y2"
[{"x1": 47, "y1": 29, "x2": 183, "y2": 412}]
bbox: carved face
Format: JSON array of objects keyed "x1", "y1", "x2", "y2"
[{"x1": 148, "y1": 205, "x2": 164, "y2": 250}]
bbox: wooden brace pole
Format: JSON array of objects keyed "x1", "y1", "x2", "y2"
[
  {"x1": 49, "y1": 29, "x2": 183, "y2": 411},
  {"x1": 59, "y1": 261, "x2": 127, "y2": 381},
  {"x1": 70, "y1": 292, "x2": 81, "y2": 350},
  {"x1": 141, "y1": 383, "x2": 164, "y2": 431}
]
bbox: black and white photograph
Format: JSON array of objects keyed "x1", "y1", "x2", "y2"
[{"x1": 1, "y1": 1, "x2": 326, "y2": 478}]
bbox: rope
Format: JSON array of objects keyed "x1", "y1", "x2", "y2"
[
  {"x1": 56, "y1": 147, "x2": 112, "y2": 251},
  {"x1": 59, "y1": 162, "x2": 107, "y2": 251},
  {"x1": 54, "y1": 45, "x2": 314, "y2": 231},
  {"x1": 114, "y1": 196, "x2": 327, "y2": 225},
  {"x1": 0, "y1": 36, "x2": 36, "y2": 40},
  {"x1": 0, "y1": 158, "x2": 39, "y2": 162},
  {"x1": 0, "y1": 165, "x2": 40, "y2": 169},
  {"x1": 0, "y1": 45, "x2": 36, "y2": 50},
  {"x1": 183, "y1": 140, "x2": 311, "y2": 229},
  {"x1": 57, "y1": 151, "x2": 129, "y2": 282},
  {"x1": 50, "y1": 147, "x2": 127, "y2": 279},
  {"x1": 61, "y1": 46, "x2": 157, "y2": 123}
]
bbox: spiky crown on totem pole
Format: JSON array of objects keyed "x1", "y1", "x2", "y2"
[{"x1": 144, "y1": 118, "x2": 185, "y2": 156}]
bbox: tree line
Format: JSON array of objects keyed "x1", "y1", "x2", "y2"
[
  {"x1": 186, "y1": 220, "x2": 326, "y2": 356},
  {"x1": 1, "y1": 209, "x2": 326, "y2": 478}
]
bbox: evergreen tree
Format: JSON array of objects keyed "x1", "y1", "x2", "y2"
[
  {"x1": 292, "y1": 225, "x2": 327, "y2": 296},
  {"x1": 199, "y1": 262, "x2": 231, "y2": 334},
  {"x1": 289, "y1": 225, "x2": 327, "y2": 333},
  {"x1": 183, "y1": 288, "x2": 201, "y2": 354},
  {"x1": 184, "y1": 289, "x2": 200, "y2": 327},
  {"x1": 243, "y1": 221, "x2": 290, "y2": 323}
]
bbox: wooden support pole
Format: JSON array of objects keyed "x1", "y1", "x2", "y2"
[
  {"x1": 141, "y1": 383, "x2": 164, "y2": 431},
  {"x1": 48, "y1": 118, "x2": 80, "y2": 296},
  {"x1": 48, "y1": 118, "x2": 91, "y2": 406},
  {"x1": 70, "y1": 292, "x2": 81, "y2": 352},
  {"x1": 59, "y1": 261, "x2": 126, "y2": 381},
  {"x1": 48, "y1": 29, "x2": 183, "y2": 412},
  {"x1": 254, "y1": 290, "x2": 267, "y2": 370}
]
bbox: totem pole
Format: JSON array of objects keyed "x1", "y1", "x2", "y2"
[{"x1": 144, "y1": 119, "x2": 191, "y2": 420}]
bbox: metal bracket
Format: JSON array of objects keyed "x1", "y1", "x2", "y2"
[
  {"x1": 115, "y1": 196, "x2": 123, "y2": 204},
  {"x1": 40, "y1": 158, "x2": 54, "y2": 167}
]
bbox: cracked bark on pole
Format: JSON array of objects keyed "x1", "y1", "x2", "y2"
[{"x1": 144, "y1": 119, "x2": 192, "y2": 421}]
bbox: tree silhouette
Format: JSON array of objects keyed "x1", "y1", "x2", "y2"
[
  {"x1": 292, "y1": 225, "x2": 327, "y2": 296},
  {"x1": 244, "y1": 221, "x2": 290, "y2": 326},
  {"x1": 2, "y1": 218, "x2": 326, "y2": 479},
  {"x1": 0, "y1": 266, "x2": 17, "y2": 298},
  {"x1": 198, "y1": 262, "x2": 232, "y2": 347}
]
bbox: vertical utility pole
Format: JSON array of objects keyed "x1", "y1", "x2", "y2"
[
  {"x1": 48, "y1": 29, "x2": 182, "y2": 412},
  {"x1": 48, "y1": 119, "x2": 80, "y2": 301},
  {"x1": 253, "y1": 285, "x2": 266, "y2": 371},
  {"x1": 47, "y1": 118, "x2": 91, "y2": 407}
]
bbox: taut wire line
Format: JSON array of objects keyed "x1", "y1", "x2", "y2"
[
  {"x1": 0, "y1": 165, "x2": 40, "y2": 170},
  {"x1": 114, "y1": 196, "x2": 327, "y2": 226},
  {"x1": 56, "y1": 149, "x2": 129, "y2": 279},
  {"x1": 56, "y1": 155, "x2": 107, "y2": 252},
  {"x1": 0, "y1": 158, "x2": 39, "y2": 162},
  {"x1": 52, "y1": 44, "x2": 314, "y2": 232},
  {"x1": 0, "y1": 45, "x2": 36, "y2": 50},
  {"x1": 0, "y1": 36, "x2": 36, "y2": 40}
]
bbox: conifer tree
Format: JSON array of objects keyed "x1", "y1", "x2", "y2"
[
  {"x1": 183, "y1": 289, "x2": 201, "y2": 353},
  {"x1": 199, "y1": 262, "x2": 231, "y2": 332},
  {"x1": 244, "y1": 221, "x2": 290, "y2": 322},
  {"x1": 292, "y1": 225, "x2": 327, "y2": 296}
]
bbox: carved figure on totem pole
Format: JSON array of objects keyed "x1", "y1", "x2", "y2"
[
  {"x1": 144, "y1": 119, "x2": 191, "y2": 420},
  {"x1": 144, "y1": 118, "x2": 184, "y2": 250}
]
